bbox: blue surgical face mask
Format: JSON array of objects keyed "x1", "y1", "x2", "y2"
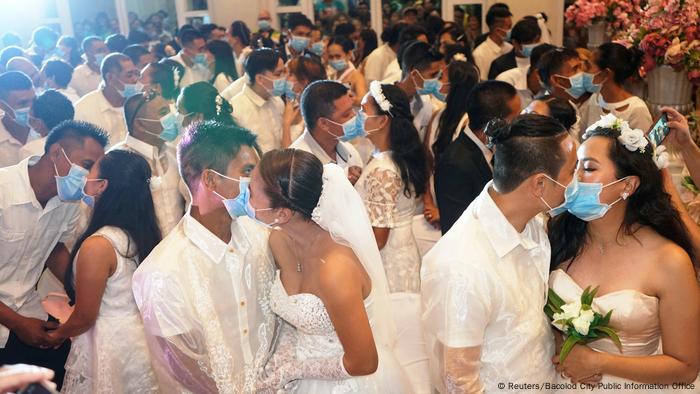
[
  {"x1": 118, "y1": 81, "x2": 144, "y2": 99},
  {"x1": 193, "y1": 53, "x2": 208, "y2": 66},
  {"x1": 414, "y1": 71, "x2": 446, "y2": 101},
  {"x1": 289, "y1": 35, "x2": 310, "y2": 52},
  {"x1": 140, "y1": 112, "x2": 180, "y2": 142},
  {"x1": 310, "y1": 42, "x2": 325, "y2": 56},
  {"x1": 555, "y1": 72, "x2": 586, "y2": 100},
  {"x1": 583, "y1": 71, "x2": 605, "y2": 94},
  {"x1": 284, "y1": 80, "x2": 297, "y2": 100},
  {"x1": 521, "y1": 43, "x2": 538, "y2": 58},
  {"x1": 14, "y1": 107, "x2": 30, "y2": 126},
  {"x1": 258, "y1": 19, "x2": 272, "y2": 31},
  {"x1": 244, "y1": 192, "x2": 277, "y2": 228},
  {"x1": 81, "y1": 179, "x2": 105, "y2": 208},
  {"x1": 263, "y1": 75, "x2": 287, "y2": 97},
  {"x1": 94, "y1": 53, "x2": 106, "y2": 67},
  {"x1": 210, "y1": 169, "x2": 251, "y2": 219},
  {"x1": 53, "y1": 148, "x2": 89, "y2": 202},
  {"x1": 330, "y1": 58, "x2": 348, "y2": 72},
  {"x1": 539, "y1": 175, "x2": 568, "y2": 217},
  {"x1": 562, "y1": 177, "x2": 629, "y2": 221},
  {"x1": 327, "y1": 113, "x2": 365, "y2": 142},
  {"x1": 27, "y1": 127, "x2": 42, "y2": 142}
]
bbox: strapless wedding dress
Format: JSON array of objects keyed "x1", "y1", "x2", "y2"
[
  {"x1": 269, "y1": 271, "x2": 412, "y2": 393},
  {"x1": 549, "y1": 269, "x2": 699, "y2": 393}
]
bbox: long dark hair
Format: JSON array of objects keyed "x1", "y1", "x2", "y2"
[
  {"x1": 179, "y1": 81, "x2": 236, "y2": 125},
  {"x1": 432, "y1": 59, "x2": 479, "y2": 164},
  {"x1": 375, "y1": 84, "x2": 428, "y2": 198},
  {"x1": 64, "y1": 150, "x2": 161, "y2": 302},
  {"x1": 207, "y1": 39, "x2": 238, "y2": 83},
  {"x1": 151, "y1": 59, "x2": 185, "y2": 101},
  {"x1": 548, "y1": 127, "x2": 694, "y2": 270}
]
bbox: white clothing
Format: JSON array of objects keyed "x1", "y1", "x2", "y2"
[
  {"x1": 290, "y1": 129, "x2": 364, "y2": 170},
  {"x1": 57, "y1": 86, "x2": 81, "y2": 103},
  {"x1": 74, "y1": 90, "x2": 127, "y2": 148},
  {"x1": 364, "y1": 44, "x2": 398, "y2": 83},
  {"x1": 355, "y1": 151, "x2": 421, "y2": 293},
  {"x1": 170, "y1": 53, "x2": 211, "y2": 88},
  {"x1": 0, "y1": 156, "x2": 80, "y2": 347},
  {"x1": 221, "y1": 75, "x2": 247, "y2": 102},
  {"x1": 581, "y1": 93, "x2": 653, "y2": 133},
  {"x1": 109, "y1": 136, "x2": 186, "y2": 235},
  {"x1": 132, "y1": 212, "x2": 276, "y2": 393},
  {"x1": 19, "y1": 137, "x2": 46, "y2": 161},
  {"x1": 0, "y1": 119, "x2": 22, "y2": 168},
  {"x1": 473, "y1": 37, "x2": 513, "y2": 81},
  {"x1": 63, "y1": 226, "x2": 158, "y2": 394},
  {"x1": 496, "y1": 66, "x2": 528, "y2": 91},
  {"x1": 550, "y1": 269, "x2": 700, "y2": 393},
  {"x1": 421, "y1": 182, "x2": 556, "y2": 393},
  {"x1": 411, "y1": 95, "x2": 434, "y2": 142},
  {"x1": 381, "y1": 59, "x2": 402, "y2": 84},
  {"x1": 213, "y1": 72, "x2": 234, "y2": 94},
  {"x1": 69, "y1": 64, "x2": 101, "y2": 97},
  {"x1": 234, "y1": 47, "x2": 252, "y2": 79},
  {"x1": 231, "y1": 84, "x2": 284, "y2": 153}
]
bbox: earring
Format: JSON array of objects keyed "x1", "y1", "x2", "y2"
[{"x1": 622, "y1": 191, "x2": 629, "y2": 200}]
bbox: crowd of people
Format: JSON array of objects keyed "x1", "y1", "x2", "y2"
[{"x1": 0, "y1": 1, "x2": 698, "y2": 393}]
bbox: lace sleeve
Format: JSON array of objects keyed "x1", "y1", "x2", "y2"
[{"x1": 362, "y1": 167, "x2": 401, "y2": 228}]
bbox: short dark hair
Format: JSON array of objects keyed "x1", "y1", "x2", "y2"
[
  {"x1": 466, "y1": 80, "x2": 518, "y2": 131},
  {"x1": 540, "y1": 97, "x2": 577, "y2": 131},
  {"x1": 42, "y1": 59, "x2": 74, "y2": 88},
  {"x1": 244, "y1": 48, "x2": 281, "y2": 82},
  {"x1": 328, "y1": 36, "x2": 354, "y2": 53},
  {"x1": 288, "y1": 13, "x2": 313, "y2": 31},
  {"x1": 81, "y1": 36, "x2": 103, "y2": 54},
  {"x1": 32, "y1": 89, "x2": 74, "y2": 130},
  {"x1": 300, "y1": 80, "x2": 348, "y2": 131},
  {"x1": 127, "y1": 30, "x2": 150, "y2": 45},
  {"x1": 511, "y1": 18, "x2": 541, "y2": 45},
  {"x1": 0, "y1": 46, "x2": 24, "y2": 69},
  {"x1": 401, "y1": 40, "x2": 442, "y2": 73},
  {"x1": 398, "y1": 24, "x2": 428, "y2": 46},
  {"x1": 180, "y1": 29, "x2": 204, "y2": 46},
  {"x1": 486, "y1": 6, "x2": 512, "y2": 27},
  {"x1": 485, "y1": 114, "x2": 568, "y2": 193},
  {"x1": 100, "y1": 53, "x2": 130, "y2": 80},
  {"x1": 44, "y1": 120, "x2": 109, "y2": 154},
  {"x1": 199, "y1": 23, "x2": 220, "y2": 40},
  {"x1": 382, "y1": 22, "x2": 407, "y2": 47},
  {"x1": 0, "y1": 71, "x2": 33, "y2": 97},
  {"x1": 333, "y1": 23, "x2": 356, "y2": 38},
  {"x1": 105, "y1": 34, "x2": 128, "y2": 53},
  {"x1": 31, "y1": 26, "x2": 58, "y2": 48},
  {"x1": 177, "y1": 121, "x2": 260, "y2": 191},
  {"x1": 123, "y1": 45, "x2": 150, "y2": 66},
  {"x1": 529, "y1": 43, "x2": 557, "y2": 75},
  {"x1": 538, "y1": 48, "x2": 580, "y2": 89}
]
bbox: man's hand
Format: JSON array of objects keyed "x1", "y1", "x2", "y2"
[
  {"x1": 661, "y1": 107, "x2": 693, "y2": 149},
  {"x1": 0, "y1": 364, "x2": 56, "y2": 394},
  {"x1": 347, "y1": 166, "x2": 362, "y2": 185},
  {"x1": 12, "y1": 317, "x2": 58, "y2": 348},
  {"x1": 423, "y1": 203, "x2": 441, "y2": 230}
]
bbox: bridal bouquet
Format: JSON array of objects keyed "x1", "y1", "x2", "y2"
[{"x1": 545, "y1": 287, "x2": 622, "y2": 363}]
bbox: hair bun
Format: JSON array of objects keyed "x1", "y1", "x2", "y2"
[{"x1": 484, "y1": 118, "x2": 511, "y2": 147}]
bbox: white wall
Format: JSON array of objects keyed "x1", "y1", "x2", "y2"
[{"x1": 208, "y1": 0, "x2": 261, "y2": 31}]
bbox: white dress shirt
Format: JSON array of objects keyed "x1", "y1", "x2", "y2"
[
  {"x1": 0, "y1": 118, "x2": 22, "y2": 168},
  {"x1": 234, "y1": 47, "x2": 251, "y2": 79},
  {"x1": 69, "y1": 64, "x2": 101, "y2": 97},
  {"x1": 74, "y1": 89, "x2": 127, "y2": 148},
  {"x1": 364, "y1": 43, "x2": 397, "y2": 83},
  {"x1": 170, "y1": 53, "x2": 211, "y2": 88},
  {"x1": 231, "y1": 84, "x2": 284, "y2": 153},
  {"x1": 109, "y1": 135, "x2": 186, "y2": 235},
  {"x1": 411, "y1": 95, "x2": 434, "y2": 141},
  {"x1": 132, "y1": 212, "x2": 276, "y2": 393},
  {"x1": 0, "y1": 156, "x2": 81, "y2": 347},
  {"x1": 381, "y1": 59, "x2": 402, "y2": 84},
  {"x1": 57, "y1": 86, "x2": 81, "y2": 103},
  {"x1": 421, "y1": 182, "x2": 556, "y2": 393},
  {"x1": 290, "y1": 129, "x2": 364, "y2": 170},
  {"x1": 473, "y1": 37, "x2": 513, "y2": 81},
  {"x1": 19, "y1": 137, "x2": 47, "y2": 161},
  {"x1": 213, "y1": 73, "x2": 234, "y2": 94},
  {"x1": 221, "y1": 75, "x2": 247, "y2": 102}
]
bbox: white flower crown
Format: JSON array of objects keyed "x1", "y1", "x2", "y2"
[
  {"x1": 369, "y1": 80, "x2": 393, "y2": 116},
  {"x1": 452, "y1": 53, "x2": 467, "y2": 62},
  {"x1": 583, "y1": 114, "x2": 668, "y2": 169}
]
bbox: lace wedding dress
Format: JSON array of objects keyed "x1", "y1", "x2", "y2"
[
  {"x1": 62, "y1": 226, "x2": 158, "y2": 394},
  {"x1": 549, "y1": 269, "x2": 699, "y2": 393}
]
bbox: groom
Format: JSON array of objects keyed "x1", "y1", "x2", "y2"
[
  {"x1": 133, "y1": 121, "x2": 276, "y2": 393},
  {"x1": 420, "y1": 114, "x2": 577, "y2": 393}
]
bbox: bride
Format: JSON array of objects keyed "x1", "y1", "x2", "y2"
[
  {"x1": 547, "y1": 114, "x2": 700, "y2": 391},
  {"x1": 248, "y1": 149, "x2": 411, "y2": 392}
]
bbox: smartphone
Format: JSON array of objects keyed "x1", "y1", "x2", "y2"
[
  {"x1": 17, "y1": 382, "x2": 59, "y2": 394},
  {"x1": 647, "y1": 113, "x2": 670, "y2": 147}
]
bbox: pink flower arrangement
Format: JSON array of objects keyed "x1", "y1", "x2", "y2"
[
  {"x1": 624, "y1": 0, "x2": 700, "y2": 84},
  {"x1": 566, "y1": 0, "x2": 647, "y2": 39},
  {"x1": 565, "y1": 0, "x2": 608, "y2": 28}
]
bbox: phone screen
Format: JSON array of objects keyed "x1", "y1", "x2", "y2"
[{"x1": 648, "y1": 113, "x2": 670, "y2": 147}]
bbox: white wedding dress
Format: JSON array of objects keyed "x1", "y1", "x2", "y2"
[{"x1": 549, "y1": 269, "x2": 700, "y2": 393}]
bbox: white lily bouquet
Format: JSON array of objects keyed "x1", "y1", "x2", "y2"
[{"x1": 545, "y1": 287, "x2": 622, "y2": 363}]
